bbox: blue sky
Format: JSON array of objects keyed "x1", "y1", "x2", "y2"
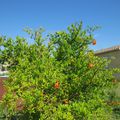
[{"x1": 0, "y1": 0, "x2": 120, "y2": 50}]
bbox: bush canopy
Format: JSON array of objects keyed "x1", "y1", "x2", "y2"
[{"x1": 0, "y1": 22, "x2": 119, "y2": 120}]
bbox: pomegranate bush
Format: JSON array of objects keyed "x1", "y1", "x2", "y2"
[{"x1": 0, "y1": 22, "x2": 119, "y2": 120}]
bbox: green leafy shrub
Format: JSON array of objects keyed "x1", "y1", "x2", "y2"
[{"x1": 0, "y1": 22, "x2": 119, "y2": 120}]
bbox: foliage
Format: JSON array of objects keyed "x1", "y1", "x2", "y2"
[{"x1": 0, "y1": 22, "x2": 119, "y2": 120}]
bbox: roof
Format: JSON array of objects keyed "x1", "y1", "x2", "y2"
[{"x1": 95, "y1": 45, "x2": 120, "y2": 55}]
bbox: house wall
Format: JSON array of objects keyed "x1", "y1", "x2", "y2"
[{"x1": 96, "y1": 50, "x2": 120, "y2": 80}]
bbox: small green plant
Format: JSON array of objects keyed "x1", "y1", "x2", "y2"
[{"x1": 0, "y1": 22, "x2": 119, "y2": 120}]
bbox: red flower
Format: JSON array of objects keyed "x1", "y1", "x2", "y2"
[
  {"x1": 54, "y1": 80, "x2": 60, "y2": 89},
  {"x1": 88, "y1": 63, "x2": 94, "y2": 68},
  {"x1": 92, "y1": 39, "x2": 96, "y2": 45}
]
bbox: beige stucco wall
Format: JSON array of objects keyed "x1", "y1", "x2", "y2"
[
  {"x1": 96, "y1": 50, "x2": 120, "y2": 80},
  {"x1": 96, "y1": 50, "x2": 120, "y2": 67}
]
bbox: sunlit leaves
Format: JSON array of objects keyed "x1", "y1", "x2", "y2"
[{"x1": 0, "y1": 22, "x2": 119, "y2": 119}]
